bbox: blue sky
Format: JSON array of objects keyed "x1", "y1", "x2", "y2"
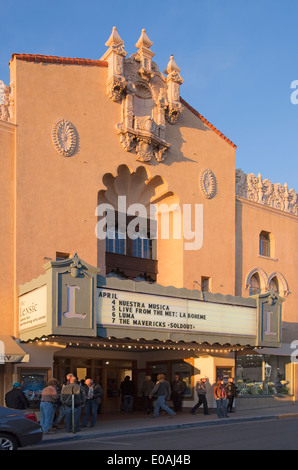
[{"x1": 1, "y1": 0, "x2": 297, "y2": 190}]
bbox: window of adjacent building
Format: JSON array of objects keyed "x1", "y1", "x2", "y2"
[
  {"x1": 235, "y1": 352, "x2": 293, "y2": 396},
  {"x1": 259, "y1": 231, "x2": 271, "y2": 257}
]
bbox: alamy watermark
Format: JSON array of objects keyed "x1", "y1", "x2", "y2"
[
  {"x1": 290, "y1": 80, "x2": 298, "y2": 104},
  {"x1": 95, "y1": 196, "x2": 203, "y2": 251}
]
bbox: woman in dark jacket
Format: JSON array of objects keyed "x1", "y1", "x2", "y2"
[{"x1": 226, "y1": 377, "x2": 237, "y2": 413}]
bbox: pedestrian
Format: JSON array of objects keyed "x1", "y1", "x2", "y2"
[
  {"x1": 40, "y1": 378, "x2": 59, "y2": 434},
  {"x1": 213, "y1": 378, "x2": 228, "y2": 418},
  {"x1": 61, "y1": 375, "x2": 86, "y2": 432},
  {"x1": 141, "y1": 376, "x2": 155, "y2": 414},
  {"x1": 94, "y1": 376, "x2": 103, "y2": 414},
  {"x1": 190, "y1": 377, "x2": 209, "y2": 415},
  {"x1": 5, "y1": 382, "x2": 29, "y2": 410},
  {"x1": 171, "y1": 374, "x2": 186, "y2": 412},
  {"x1": 52, "y1": 381, "x2": 65, "y2": 429},
  {"x1": 82, "y1": 378, "x2": 103, "y2": 427},
  {"x1": 64, "y1": 372, "x2": 75, "y2": 386},
  {"x1": 149, "y1": 374, "x2": 176, "y2": 418},
  {"x1": 226, "y1": 377, "x2": 237, "y2": 413},
  {"x1": 120, "y1": 375, "x2": 135, "y2": 412}
]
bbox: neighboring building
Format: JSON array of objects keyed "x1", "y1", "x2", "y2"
[{"x1": 0, "y1": 28, "x2": 297, "y2": 411}]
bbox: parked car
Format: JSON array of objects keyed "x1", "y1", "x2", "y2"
[{"x1": 0, "y1": 406, "x2": 43, "y2": 450}]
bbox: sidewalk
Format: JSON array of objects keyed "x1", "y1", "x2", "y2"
[{"x1": 40, "y1": 403, "x2": 298, "y2": 446}]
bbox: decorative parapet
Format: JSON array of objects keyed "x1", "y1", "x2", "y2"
[
  {"x1": 0, "y1": 80, "x2": 14, "y2": 123},
  {"x1": 236, "y1": 169, "x2": 297, "y2": 215},
  {"x1": 100, "y1": 27, "x2": 183, "y2": 163}
]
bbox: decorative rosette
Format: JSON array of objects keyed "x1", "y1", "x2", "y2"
[
  {"x1": 52, "y1": 118, "x2": 77, "y2": 157},
  {"x1": 200, "y1": 168, "x2": 217, "y2": 199}
]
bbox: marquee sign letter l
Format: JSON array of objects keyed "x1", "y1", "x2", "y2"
[
  {"x1": 264, "y1": 311, "x2": 276, "y2": 336},
  {"x1": 63, "y1": 284, "x2": 86, "y2": 319}
]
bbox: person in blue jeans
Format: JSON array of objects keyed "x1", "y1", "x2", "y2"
[
  {"x1": 61, "y1": 376, "x2": 86, "y2": 432},
  {"x1": 40, "y1": 378, "x2": 59, "y2": 434},
  {"x1": 213, "y1": 379, "x2": 228, "y2": 418},
  {"x1": 149, "y1": 374, "x2": 176, "y2": 418},
  {"x1": 82, "y1": 378, "x2": 103, "y2": 427}
]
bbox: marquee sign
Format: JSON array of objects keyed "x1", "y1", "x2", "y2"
[
  {"x1": 97, "y1": 288, "x2": 256, "y2": 337},
  {"x1": 18, "y1": 254, "x2": 283, "y2": 348}
]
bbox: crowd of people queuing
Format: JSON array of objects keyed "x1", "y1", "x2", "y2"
[
  {"x1": 4, "y1": 374, "x2": 238, "y2": 433},
  {"x1": 4, "y1": 374, "x2": 103, "y2": 434}
]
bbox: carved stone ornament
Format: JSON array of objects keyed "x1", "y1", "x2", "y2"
[
  {"x1": 0, "y1": 79, "x2": 14, "y2": 123},
  {"x1": 70, "y1": 253, "x2": 83, "y2": 278},
  {"x1": 52, "y1": 118, "x2": 78, "y2": 157},
  {"x1": 235, "y1": 169, "x2": 297, "y2": 215},
  {"x1": 200, "y1": 169, "x2": 217, "y2": 199},
  {"x1": 100, "y1": 27, "x2": 184, "y2": 163}
]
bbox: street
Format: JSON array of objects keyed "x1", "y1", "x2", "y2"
[{"x1": 21, "y1": 417, "x2": 298, "y2": 451}]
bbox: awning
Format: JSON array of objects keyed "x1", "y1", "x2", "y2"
[
  {"x1": 0, "y1": 335, "x2": 29, "y2": 364},
  {"x1": 254, "y1": 343, "x2": 294, "y2": 357}
]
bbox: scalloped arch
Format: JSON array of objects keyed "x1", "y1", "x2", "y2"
[{"x1": 98, "y1": 164, "x2": 180, "y2": 210}]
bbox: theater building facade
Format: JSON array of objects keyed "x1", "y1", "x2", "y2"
[{"x1": 0, "y1": 28, "x2": 297, "y2": 411}]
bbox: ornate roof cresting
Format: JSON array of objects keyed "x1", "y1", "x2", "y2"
[
  {"x1": 236, "y1": 169, "x2": 297, "y2": 215},
  {"x1": 100, "y1": 27, "x2": 184, "y2": 163}
]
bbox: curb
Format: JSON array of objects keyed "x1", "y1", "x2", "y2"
[
  {"x1": 37, "y1": 412, "x2": 298, "y2": 446},
  {"x1": 277, "y1": 412, "x2": 298, "y2": 419}
]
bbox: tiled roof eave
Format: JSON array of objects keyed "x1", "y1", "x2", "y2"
[
  {"x1": 180, "y1": 97, "x2": 237, "y2": 149},
  {"x1": 10, "y1": 53, "x2": 108, "y2": 68}
]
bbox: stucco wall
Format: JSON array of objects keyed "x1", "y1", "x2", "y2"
[
  {"x1": 0, "y1": 121, "x2": 15, "y2": 335},
  {"x1": 235, "y1": 197, "x2": 298, "y2": 343},
  {"x1": 11, "y1": 57, "x2": 236, "y2": 299}
]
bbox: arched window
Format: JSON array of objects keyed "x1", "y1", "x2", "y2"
[
  {"x1": 98, "y1": 165, "x2": 180, "y2": 283},
  {"x1": 249, "y1": 273, "x2": 261, "y2": 295},
  {"x1": 246, "y1": 267, "x2": 268, "y2": 295},
  {"x1": 259, "y1": 231, "x2": 271, "y2": 257},
  {"x1": 268, "y1": 272, "x2": 289, "y2": 297},
  {"x1": 269, "y1": 276, "x2": 279, "y2": 294}
]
